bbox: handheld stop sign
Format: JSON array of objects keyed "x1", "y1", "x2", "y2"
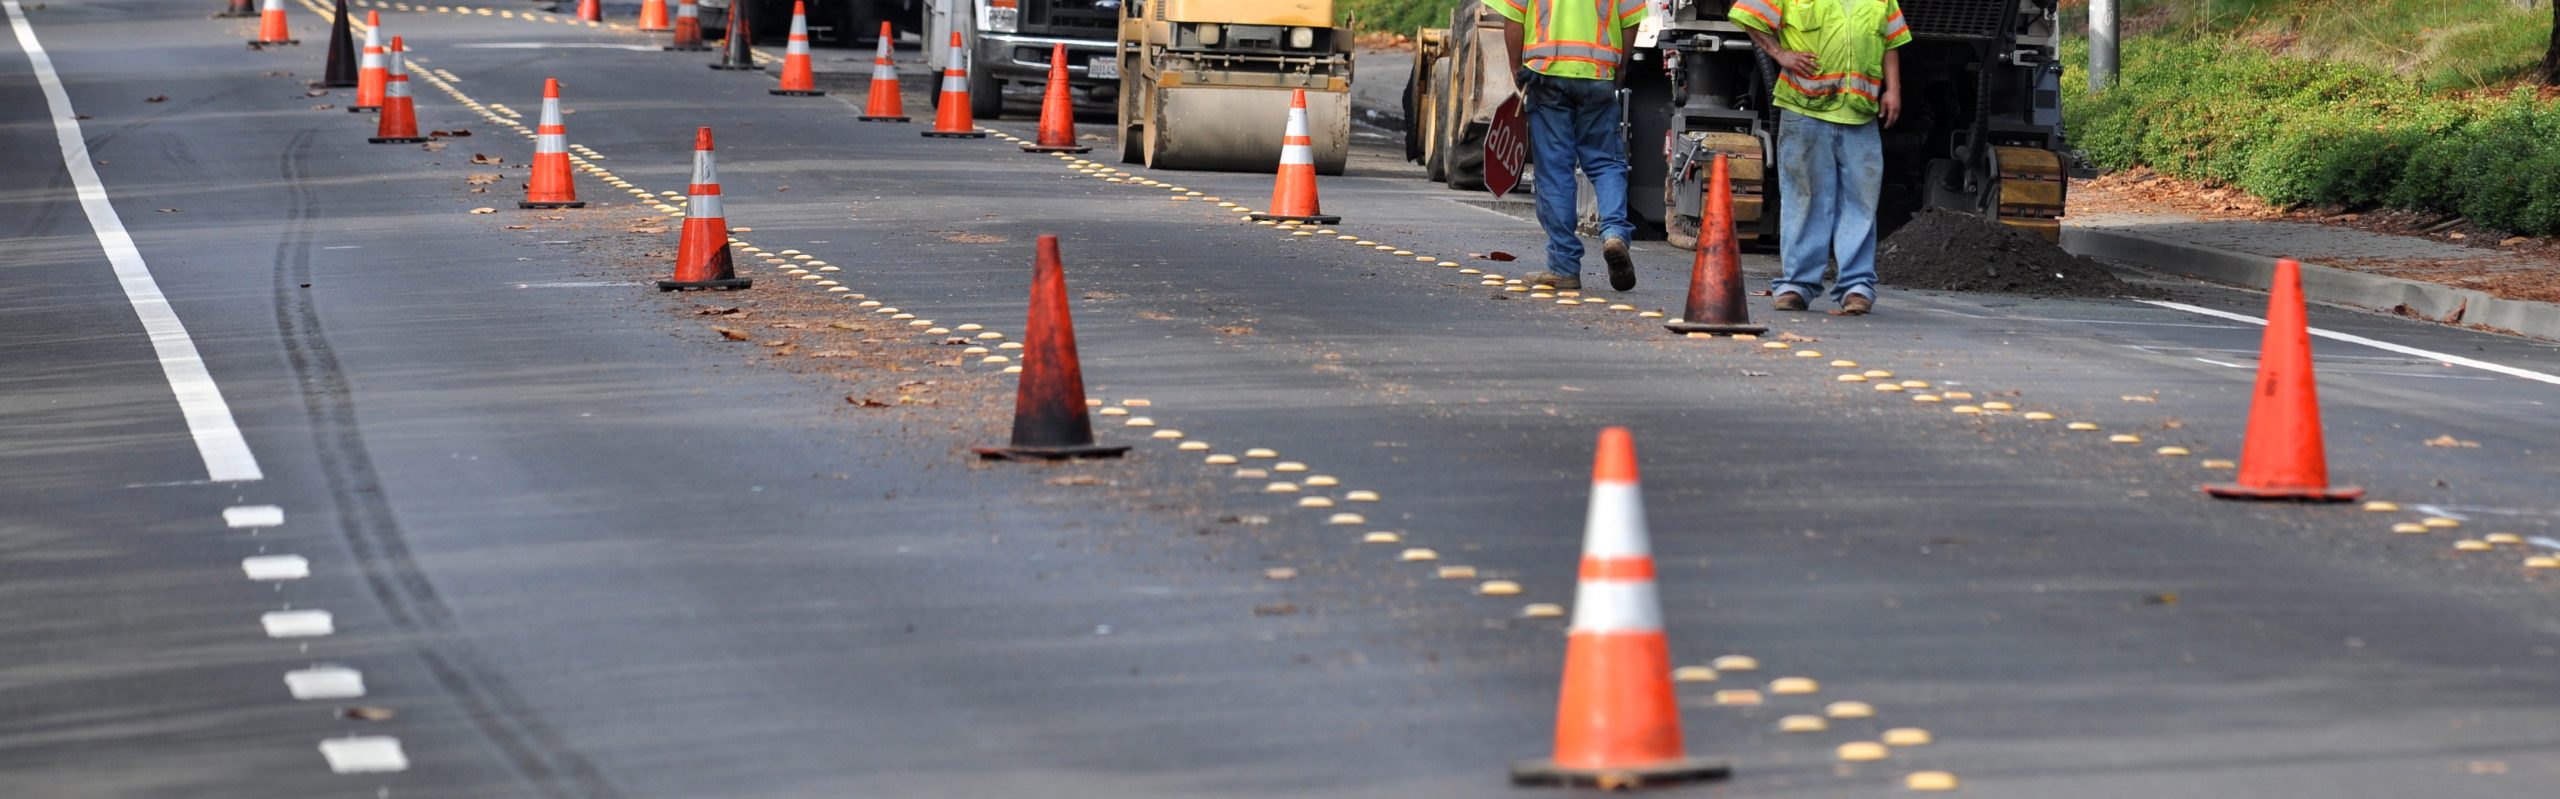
[{"x1": 1483, "y1": 94, "x2": 1529, "y2": 199}]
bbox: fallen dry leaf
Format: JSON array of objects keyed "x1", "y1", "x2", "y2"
[
  {"x1": 155, "y1": 208, "x2": 180, "y2": 213},
  {"x1": 1776, "y1": 332, "x2": 1819, "y2": 343},
  {"x1": 465, "y1": 173, "x2": 501, "y2": 185},
  {"x1": 1486, "y1": 251, "x2": 1518, "y2": 261},
  {"x1": 711, "y1": 326, "x2": 752, "y2": 341},
  {"x1": 144, "y1": 95, "x2": 167, "y2": 103},
  {"x1": 468, "y1": 153, "x2": 504, "y2": 165},
  {"x1": 849, "y1": 396, "x2": 891, "y2": 407},
  {"x1": 2425, "y1": 435, "x2": 2480, "y2": 448},
  {"x1": 304, "y1": 89, "x2": 329, "y2": 97},
  {"x1": 420, "y1": 141, "x2": 448, "y2": 152},
  {"x1": 310, "y1": 104, "x2": 335, "y2": 110},
  {"x1": 429, "y1": 129, "x2": 471, "y2": 137},
  {"x1": 696, "y1": 306, "x2": 745, "y2": 315},
  {"x1": 502, "y1": 225, "x2": 529, "y2": 230},
  {"x1": 1045, "y1": 475, "x2": 1106, "y2": 486},
  {"x1": 467, "y1": 207, "x2": 497, "y2": 214}
]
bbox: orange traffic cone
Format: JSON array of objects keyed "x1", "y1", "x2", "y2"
[
  {"x1": 922, "y1": 32, "x2": 985, "y2": 139},
  {"x1": 350, "y1": 12, "x2": 386, "y2": 112},
  {"x1": 1512, "y1": 427, "x2": 1730, "y2": 789},
  {"x1": 975, "y1": 235, "x2": 1129, "y2": 461},
  {"x1": 368, "y1": 38, "x2": 428, "y2": 144},
  {"x1": 1246, "y1": 90, "x2": 1337, "y2": 224},
  {"x1": 769, "y1": 2, "x2": 824, "y2": 95},
  {"x1": 856, "y1": 22, "x2": 909, "y2": 122},
  {"x1": 577, "y1": 0, "x2": 601, "y2": 23},
  {"x1": 709, "y1": 0, "x2": 759, "y2": 70},
  {"x1": 219, "y1": 0, "x2": 257, "y2": 19},
  {"x1": 1665, "y1": 154, "x2": 1766, "y2": 336},
  {"x1": 664, "y1": 0, "x2": 711, "y2": 50},
  {"x1": 1020, "y1": 43, "x2": 1088, "y2": 153},
  {"x1": 657, "y1": 128, "x2": 751, "y2": 291},
  {"x1": 2202, "y1": 259, "x2": 2362, "y2": 501},
  {"x1": 520, "y1": 79, "x2": 584, "y2": 209},
  {"x1": 637, "y1": 0, "x2": 669, "y2": 32},
  {"x1": 249, "y1": 0, "x2": 298, "y2": 46},
  {"x1": 319, "y1": 0, "x2": 358, "y2": 87}
]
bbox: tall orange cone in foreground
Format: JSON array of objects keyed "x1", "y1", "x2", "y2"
[
  {"x1": 249, "y1": 0, "x2": 298, "y2": 46},
  {"x1": 974, "y1": 235, "x2": 1129, "y2": 462},
  {"x1": 520, "y1": 79, "x2": 584, "y2": 209},
  {"x1": 922, "y1": 32, "x2": 985, "y2": 139},
  {"x1": 2202, "y1": 259, "x2": 2362, "y2": 501},
  {"x1": 637, "y1": 0, "x2": 670, "y2": 32},
  {"x1": 1020, "y1": 43, "x2": 1088, "y2": 153},
  {"x1": 1245, "y1": 90, "x2": 1338, "y2": 224},
  {"x1": 577, "y1": 0, "x2": 601, "y2": 23},
  {"x1": 658, "y1": 128, "x2": 752, "y2": 291},
  {"x1": 367, "y1": 38, "x2": 428, "y2": 144},
  {"x1": 664, "y1": 0, "x2": 711, "y2": 50},
  {"x1": 768, "y1": 2, "x2": 824, "y2": 95},
  {"x1": 708, "y1": 0, "x2": 760, "y2": 70},
  {"x1": 856, "y1": 22, "x2": 909, "y2": 122},
  {"x1": 1664, "y1": 154, "x2": 1766, "y2": 336},
  {"x1": 1512, "y1": 427, "x2": 1730, "y2": 790},
  {"x1": 351, "y1": 12, "x2": 387, "y2": 112}
]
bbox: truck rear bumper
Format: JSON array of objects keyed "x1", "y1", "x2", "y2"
[{"x1": 976, "y1": 33, "x2": 1119, "y2": 85}]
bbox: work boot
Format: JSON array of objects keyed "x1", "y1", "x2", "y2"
[
  {"x1": 1772, "y1": 291, "x2": 1809, "y2": 312},
  {"x1": 1527, "y1": 272, "x2": 1581, "y2": 291},
  {"x1": 1602, "y1": 237, "x2": 1635, "y2": 291},
  {"x1": 1837, "y1": 294, "x2": 1873, "y2": 316}
]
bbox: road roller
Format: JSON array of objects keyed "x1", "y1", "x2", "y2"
[{"x1": 1114, "y1": 0, "x2": 1352, "y2": 175}]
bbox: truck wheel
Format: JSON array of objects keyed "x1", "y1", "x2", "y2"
[
  {"x1": 1119, "y1": 68, "x2": 1146, "y2": 164},
  {"x1": 968, "y1": 61, "x2": 1003, "y2": 120},
  {"x1": 1423, "y1": 59, "x2": 1451, "y2": 183}
]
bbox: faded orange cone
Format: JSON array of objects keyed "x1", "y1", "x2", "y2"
[
  {"x1": 249, "y1": 0, "x2": 298, "y2": 46},
  {"x1": 637, "y1": 0, "x2": 670, "y2": 32},
  {"x1": 922, "y1": 32, "x2": 985, "y2": 139},
  {"x1": 367, "y1": 38, "x2": 428, "y2": 144},
  {"x1": 664, "y1": 0, "x2": 712, "y2": 50},
  {"x1": 1020, "y1": 43, "x2": 1088, "y2": 153},
  {"x1": 2202, "y1": 258, "x2": 2362, "y2": 501},
  {"x1": 657, "y1": 128, "x2": 751, "y2": 291},
  {"x1": 520, "y1": 79, "x2": 583, "y2": 209},
  {"x1": 768, "y1": 2, "x2": 824, "y2": 95},
  {"x1": 1665, "y1": 154, "x2": 1766, "y2": 336},
  {"x1": 351, "y1": 12, "x2": 386, "y2": 112},
  {"x1": 1512, "y1": 427, "x2": 1730, "y2": 790},
  {"x1": 856, "y1": 22, "x2": 908, "y2": 122},
  {"x1": 577, "y1": 0, "x2": 601, "y2": 23},
  {"x1": 974, "y1": 235, "x2": 1128, "y2": 461},
  {"x1": 1246, "y1": 89, "x2": 1337, "y2": 224},
  {"x1": 708, "y1": 0, "x2": 759, "y2": 70}
]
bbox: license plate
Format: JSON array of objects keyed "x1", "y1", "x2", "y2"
[{"x1": 1087, "y1": 55, "x2": 1120, "y2": 80}]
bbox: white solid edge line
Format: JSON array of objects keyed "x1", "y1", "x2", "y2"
[
  {"x1": 2140, "y1": 300, "x2": 2560, "y2": 387},
  {"x1": 5, "y1": 0, "x2": 263, "y2": 482}
]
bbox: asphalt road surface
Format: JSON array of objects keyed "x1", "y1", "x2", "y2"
[{"x1": 6, "y1": 2, "x2": 2560, "y2": 797}]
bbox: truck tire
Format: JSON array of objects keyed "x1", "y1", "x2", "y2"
[
  {"x1": 968, "y1": 61, "x2": 1003, "y2": 120},
  {"x1": 1423, "y1": 59, "x2": 1451, "y2": 183}
]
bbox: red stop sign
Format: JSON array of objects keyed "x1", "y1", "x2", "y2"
[{"x1": 1483, "y1": 94, "x2": 1529, "y2": 199}]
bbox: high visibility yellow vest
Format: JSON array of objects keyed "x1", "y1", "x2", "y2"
[
  {"x1": 1732, "y1": 0, "x2": 1913, "y2": 125},
  {"x1": 1489, "y1": 0, "x2": 1651, "y2": 81}
]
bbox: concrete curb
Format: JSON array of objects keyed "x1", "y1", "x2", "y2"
[{"x1": 2062, "y1": 225, "x2": 2560, "y2": 342}]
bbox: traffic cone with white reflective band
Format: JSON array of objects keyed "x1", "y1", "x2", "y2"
[
  {"x1": 922, "y1": 32, "x2": 985, "y2": 139},
  {"x1": 1665, "y1": 154, "x2": 1766, "y2": 336},
  {"x1": 664, "y1": 0, "x2": 712, "y2": 50},
  {"x1": 1512, "y1": 427, "x2": 1730, "y2": 790},
  {"x1": 1020, "y1": 43, "x2": 1088, "y2": 153},
  {"x1": 350, "y1": 12, "x2": 386, "y2": 111},
  {"x1": 577, "y1": 0, "x2": 601, "y2": 23},
  {"x1": 658, "y1": 128, "x2": 751, "y2": 291},
  {"x1": 320, "y1": 0, "x2": 358, "y2": 87},
  {"x1": 857, "y1": 22, "x2": 909, "y2": 122},
  {"x1": 1246, "y1": 90, "x2": 1338, "y2": 224},
  {"x1": 709, "y1": 0, "x2": 760, "y2": 70},
  {"x1": 2202, "y1": 258, "x2": 2362, "y2": 502},
  {"x1": 637, "y1": 0, "x2": 669, "y2": 32},
  {"x1": 769, "y1": 2, "x2": 824, "y2": 95},
  {"x1": 219, "y1": 0, "x2": 257, "y2": 19},
  {"x1": 249, "y1": 0, "x2": 298, "y2": 46},
  {"x1": 974, "y1": 235, "x2": 1128, "y2": 461},
  {"x1": 367, "y1": 38, "x2": 427, "y2": 144},
  {"x1": 520, "y1": 79, "x2": 584, "y2": 209}
]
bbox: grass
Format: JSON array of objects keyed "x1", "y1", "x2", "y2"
[
  {"x1": 1336, "y1": 0, "x2": 1468, "y2": 34},
  {"x1": 2067, "y1": 0, "x2": 2549, "y2": 91}
]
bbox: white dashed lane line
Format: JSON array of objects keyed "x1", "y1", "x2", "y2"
[
  {"x1": 261, "y1": 609, "x2": 337, "y2": 638},
  {"x1": 318, "y1": 736, "x2": 411, "y2": 774},
  {"x1": 225, "y1": 505, "x2": 287, "y2": 528},
  {"x1": 287, "y1": 666, "x2": 370, "y2": 700},
  {"x1": 243, "y1": 554, "x2": 312, "y2": 581}
]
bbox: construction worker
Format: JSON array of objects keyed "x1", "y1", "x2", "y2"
[
  {"x1": 1733, "y1": 0, "x2": 1910, "y2": 315},
  {"x1": 1493, "y1": 0, "x2": 1648, "y2": 292}
]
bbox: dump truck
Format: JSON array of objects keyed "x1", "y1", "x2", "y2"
[
  {"x1": 1114, "y1": 0, "x2": 1354, "y2": 175},
  {"x1": 1405, "y1": 0, "x2": 2070, "y2": 248}
]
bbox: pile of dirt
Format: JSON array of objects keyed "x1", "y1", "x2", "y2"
[{"x1": 1879, "y1": 209, "x2": 2158, "y2": 299}]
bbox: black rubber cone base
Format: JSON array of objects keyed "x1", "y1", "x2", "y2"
[
  {"x1": 368, "y1": 136, "x2": 429, "y2": 144},
  {"x1": 1021, "y1": 143, "x2": 1091, "y2": 154},
  {"x1": 1246, "y1": 212, "x2": 1341, "y2": 225},
  {"x1": 2202, "y1": 483, "x2": 2364, "y2": 502},
  {"x1": 349, "y1": 105, "x2": 380, "y2": 113},
  {"x1": 858, "y1": 115, "x2": 911, "y2": 123},
  {"x1": 972, "y1": 443, "x2": 1132, "y2": 462},
  {"x1": 923, "y1": 130, "x2": 987, "y2": 139},
  {"x1": 519, "y1": 200, "x2": 587, "y2": 209},
  {"x1": 657, "y1": 278, "x2": 754, "y2": 291},
  {"x1": 1509, "y1": 757, "x2": 1731, "y2": 790},
  {"x1": 769, "y1": 89, "x2": 826, "y2": 96},
  {"x1": 1664, "y1": 320, "x2": 1767, "y2": 336},
  {"x1": 709, "y1": 63, "x2": 764, "y2": 71},
  {"x1": 665, "y1": 45, "x2": 715, "y2": 52},
  {"x1": 314, "y1": 79, "x2": 358, "y2": 89},
  {"x1": 216, "y1": 10, "x2": 258, "y2": 17},
  {"x1": 249, "y1": 39, "x2": 301, "y2": 46}
]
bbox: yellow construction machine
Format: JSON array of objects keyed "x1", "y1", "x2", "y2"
[{"x1": 1114, "y1": 0, "x2": 1353, "y2": 174}]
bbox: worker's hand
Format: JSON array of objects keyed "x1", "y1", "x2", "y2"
[
  {"x1": 1881, "y1": 88, "x2": 1900, "y2": 128},
  {"x1": 1771, "y1": 49, "x2": 1819, "y2": 81}
]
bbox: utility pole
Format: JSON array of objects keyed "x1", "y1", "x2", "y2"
[{"x1": 2090, "y1": 0, "x2": 2120, "y2": 92}]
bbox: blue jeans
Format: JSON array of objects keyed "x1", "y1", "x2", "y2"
[
  {"x1": 1773, "y1": 110, "x2": 1883, "y2": 303},
  {"x1": 1524, "y1": 75, "x2": 1634, "y2": 278}
]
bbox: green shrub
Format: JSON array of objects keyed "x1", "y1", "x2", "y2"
[{"x1": 1336, "y1": 0, "x2": 1467, "y2": 33}]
